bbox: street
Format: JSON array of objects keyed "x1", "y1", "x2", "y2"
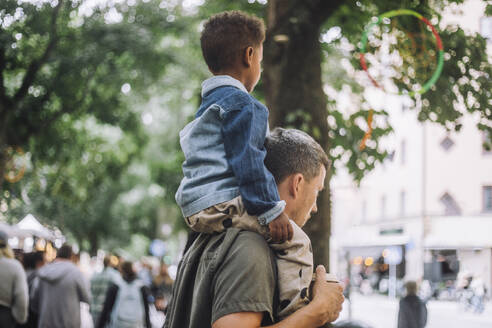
[{"x1": 335, "y1": 293, "x2": 492, "y2": 328}]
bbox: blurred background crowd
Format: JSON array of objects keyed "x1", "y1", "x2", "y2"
[{"x1": 0, "y1": 229, "x2": 172, "y2": 328}]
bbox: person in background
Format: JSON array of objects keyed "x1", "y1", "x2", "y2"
[
  {"x1": 398, "y1": 281, "x2": 427, "y2": 328},
  {"x1": 0, "y1": 230, "x2": 28, "y2": 327},
  {"x1": 90, "y1": 255, "x2": 121, "y2": 325},
  {"x1": 97, "y1": 261, "x2": 151, "y2": 328},
  {"x1": 32, "y1": 244, "x2": 91, "y2": 328},
  {"x1": 151, "y1": 263, "x2": 174, "y2": 312},
  {"x1": 138, "y1": 260, "x2": 153, "y2": 288},
  {"x1": 18, "y1": 251, "x2": 45, "y2": 328}
]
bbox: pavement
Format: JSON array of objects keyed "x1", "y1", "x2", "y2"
[{"x1": 334, "y1": 293, "x2": 492, "y2": 328}]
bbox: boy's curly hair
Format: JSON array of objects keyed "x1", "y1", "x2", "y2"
[{"x1": 201, "y1": 11, "x2": 265, "y2": 73}]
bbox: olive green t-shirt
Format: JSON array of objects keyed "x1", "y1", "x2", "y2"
[{"x1": 164, "y1": 228, "x2": 279, "y2": 328}]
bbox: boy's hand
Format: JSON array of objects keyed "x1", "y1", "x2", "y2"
[{"x1": 268, "y1": 212, "x2": 293, "y2": 243}]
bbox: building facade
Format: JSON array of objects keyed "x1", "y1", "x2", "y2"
[
  {"x1": 330, "y1": 0, "x2": 492, "y2": 297},
  {"x1": 330, "y1": 96, "x2": 492, "y2": 296}
]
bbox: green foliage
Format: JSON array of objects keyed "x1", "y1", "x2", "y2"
[
  {"x1": 320, "y1": 0, "x2": 491, "y2": 181},
  {"x1": 0, "y1": 0, "x2": 194, "y2": 252},
  {"x1": 328, "y1": 108, "x2": 392, "y2": 182},
  {"x1": 419, "y1": 28, "x2": 491, "y2": 133},
  {"x1": 486, "y1": 3, "x2": 492, "y2": 16}
]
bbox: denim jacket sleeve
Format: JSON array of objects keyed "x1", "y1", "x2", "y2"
[{"x1": 221, "y1": 98, "x2": 285, "y2": 225}]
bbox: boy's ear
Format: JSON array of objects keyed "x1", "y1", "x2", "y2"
[{"x1": 242, "y1": 46, "x2": 254, "y2": 67}]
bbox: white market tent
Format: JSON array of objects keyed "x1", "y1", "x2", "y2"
[
  {"x1": 15, "y1": 214, "x2": 54, "y2": 240},
  {"x1": 0, "y1": 220, "x2": 31, "y2": 238}
]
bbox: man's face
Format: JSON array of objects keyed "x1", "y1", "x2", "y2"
[
  {"x1": 245, "y1": 43, "x2": 263, "y2": 92},
  {"x1": 292, "y1": 166, "x2": 326, "y2": 228}
]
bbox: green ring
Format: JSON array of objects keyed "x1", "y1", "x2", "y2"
[{"x1": 360, "y1": 9, "x2": 444, "y2": 96}]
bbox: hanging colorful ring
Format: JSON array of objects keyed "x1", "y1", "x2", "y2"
[{"x1": 359, "y1": 9, "x2": 444, "y2": 97}]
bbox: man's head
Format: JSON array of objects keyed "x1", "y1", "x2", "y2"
[
  {"x1": 265, "y1": 128, "x2": 330, "y2": 227},
  {"x1": 120, "y1": 261, "x2": 136, "y2": 281},
  {"x1": 23, "y1": 251, "x2": 45, "y2": 270},
  {"x1": 57, "y1": 244, "x2": 73, "y2": 260},
  {"x1": 200, "y1": 11, "x2": 265, "y2": 92},
  {"x1": 103, "y1": 255, "x2": 111, "y2": 268},
  {"x1": 405, "y1": 281, "x2": 418, "y2": 296}
]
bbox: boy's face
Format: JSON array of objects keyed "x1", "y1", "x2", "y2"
[{"x1": 244, "y1": 43, "x2": 263, "y2": 93}]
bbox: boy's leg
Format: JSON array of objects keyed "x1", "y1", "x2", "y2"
[
  {"x1": 269, "y1": 221, "x2": 314, "y2": 319},
  {"x1": 184, "y1": 196, "x2": 268, "y2": 234}
]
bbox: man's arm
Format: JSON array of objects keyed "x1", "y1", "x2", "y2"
[
  {"x1": 76, "y1": 270, "x2": 91, "y2": 304},
  {"x1": 213, "y1": 265, "x2": 344, "y2": 328},
  {"x1": 11, "y1": 263, "x2": 29, "y2": 324},
  {"x1": 96, "y1": 284, "x2": 118, "y2": 328}
]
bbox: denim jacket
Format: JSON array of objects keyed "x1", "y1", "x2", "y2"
[{"x1": 175, "y1": 75, "x2": 285, "y2": 225}]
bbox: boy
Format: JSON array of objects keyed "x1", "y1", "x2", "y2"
[{"x1": 175, "y1": 11, "x2": 313, "y2": 319}]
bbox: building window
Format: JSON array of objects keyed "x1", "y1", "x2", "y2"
[
  {"x1": 440, "y1": 136, "x2": 455, "y2": 152},
  {"x1": 362, "y1": 200, "x2": 367, "y2": 223},
  {"x1": 400, "y1": 190, "x2": 406, "y2": 217},
  {"x1": 482, "y1": 131, "x2": 491, "y2": 155},
  {"x1": 401, "y1": 140, "x2": 406, "y2": 165},
  {"x1": 484, "y1": 186, "x2": 492, "y2": 212},
  {"x1": 440, "y1": 192, "x2": 461, "y2": 216},
  {"x1": 381, "y1": 195, "x2": 386, "y2": 220},
  {"x1": 387, "y1": 150, "x2": 395, "y2": 162}
]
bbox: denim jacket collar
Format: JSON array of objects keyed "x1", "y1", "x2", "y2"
[{"x1": 201, "y1": 75, "x2": 248, "y2": 97}]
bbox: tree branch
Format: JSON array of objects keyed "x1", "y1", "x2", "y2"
[
  {"x1": 13, "y1": 0, "x2": 63, "y2": 105},
  {"x1": 14, "y1": 74, "x2": 93, "y2": 146}
]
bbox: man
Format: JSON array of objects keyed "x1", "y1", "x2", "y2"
[
  {"x1": 0, "y1": 230, "x2": 28, "y2": 327},
  {"x1": 165, "y1": 128, "x2": 344, "y2": 328},
  {"x1": 19, "y1": 251, "x2": 45, "y2": 328},
  {"x1": 397, "y1": 281, "x2": 427, "y2": 328},
  {"x1": 90, "y1": 255, "x2": 121, "y2": 325},
  {"x1": 33, "y1": 244, "x2": 91, "y2": 328}
]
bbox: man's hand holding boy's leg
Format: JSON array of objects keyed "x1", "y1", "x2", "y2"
[{"x1": 268, "y1": 212, "x2": 293, "y2": 243}]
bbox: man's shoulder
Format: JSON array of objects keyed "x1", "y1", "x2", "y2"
[
  {"x1": 229, "y1": 230, "x2": 273, "y2": 257},
  {"x1": 0, "y1": 257, "x2": 25, "y2": 275},
  {"x1": 185, "y1": 229, "x2": 276, "y2": 277},
  {"x1": 222, "y1": 230, "x2": 277, "y2": 280},
  {"x1": 196, "y1": 229, "x2": 274, "y2": 262},
  {"x1": 91, "y1": 269, "x2": 113, "y2": 284}
]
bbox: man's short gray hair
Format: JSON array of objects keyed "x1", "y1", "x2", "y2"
[{"x1": 265, "y1": 128, "x2": 330, "y2": 183}]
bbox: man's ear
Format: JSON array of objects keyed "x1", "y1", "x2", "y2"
[
  {"x1": 290, "y1": 173, "x2": 304, "y2": 199},
  {"x1": 242, "y1": 46, "x2": 254, "y2": 67}
]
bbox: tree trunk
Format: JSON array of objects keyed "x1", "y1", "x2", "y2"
[
  {"x1": 263, "y1": 0, "x2": 341, "y2": 269},
  {"x1": 0, "y1": 110, "x2": 8, "y2": 189},
  {"x1": 89, "y1": 233, "x2": 99, "y2": 257}
]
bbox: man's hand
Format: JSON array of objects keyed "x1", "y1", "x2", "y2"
[
  {"x1": 268, "y1": 212, "x2": 293, "y2": 243},
  {"x1": 311, "y1": 265, "x2": 344, "y2": 324}
]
